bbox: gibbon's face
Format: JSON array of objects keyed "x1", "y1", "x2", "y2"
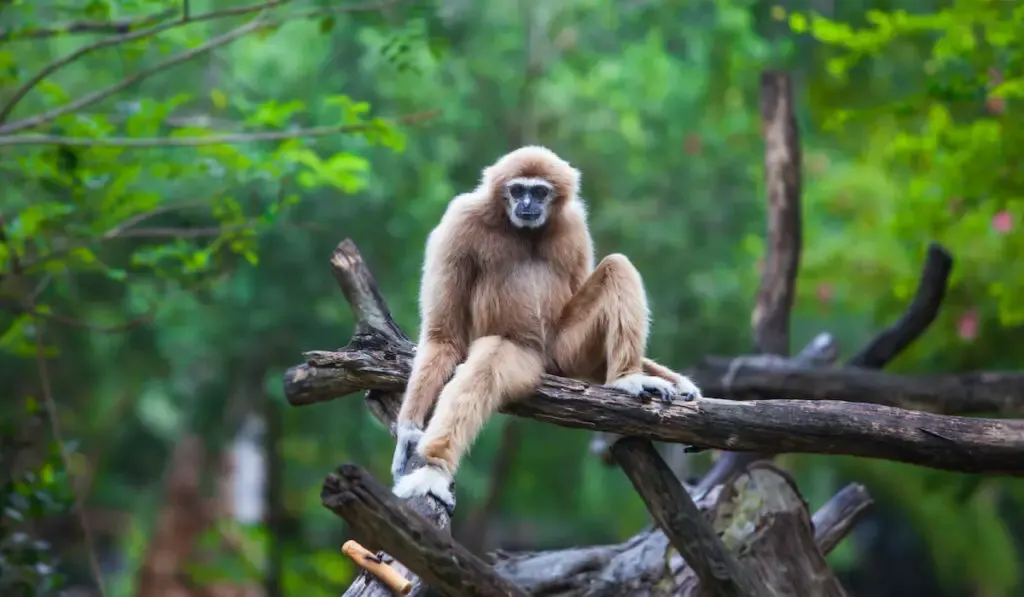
[{"x1": 504, "y1": 177, "x2": 555, "y2": 229}]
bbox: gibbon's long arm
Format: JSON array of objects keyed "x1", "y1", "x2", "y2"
[{"x1": 397, "y1": 218, "x2": 477, "y2": 429}]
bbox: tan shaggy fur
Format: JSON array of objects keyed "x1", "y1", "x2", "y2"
[{"x1": 395, "y1": 145, "x2": 700, "y2": 492}]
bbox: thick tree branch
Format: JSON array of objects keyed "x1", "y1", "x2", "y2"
[
  {"x1": 323, "y1": 461, "x2": 863, "y2": 596},
  {"x1": 289, "y1": 347, "x2": 1024, "y2": 475},
  {"x1": 693, "y1": 356, "x2": 1023, "y2": 415},
  {"x1": 847, "y1": 242, "x2": 953, "y2": 368},
  {"x1": 752, "y1": 70, "x2": 802, "y2": 357},
  {"x1": 323, "y1": 464, "x2": 529, "y2": 597},
  {"x1": 611, "y1": 438, "x2": 765, "y2": 597},
  {"x1": 695, "y1": 241, "x2": 957, "y2": 495},
  {"x1": 705, "y1": 70, "x2": 804, "y2": 500},
  {"x1": 285, "y1": 240, "x2": 1024, "y2": 477}
]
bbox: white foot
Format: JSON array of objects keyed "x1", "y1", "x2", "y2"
[
  {"x1": 391, "y1": 422, "x2": 424, "y2": 480},
  {"x1": 608, "y1": 373, "x2": 701, "y2": 403},
  {"x1": 393, "y1": 464, "x2": 456, "y2": 511}
]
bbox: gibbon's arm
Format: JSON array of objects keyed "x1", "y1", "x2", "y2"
[{"x1": 397, "y1": 218, "x2": 476, "y2": 431}]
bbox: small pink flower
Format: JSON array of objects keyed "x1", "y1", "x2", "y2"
[
  {"x1": 992, "y1": 211, "x2": 1013, "y2": 233},
  {"x1": 957, "y1": 309, "x2": 978, "y2": 341}
]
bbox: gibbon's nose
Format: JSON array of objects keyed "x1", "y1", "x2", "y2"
[{"x1": 522, "y1": 197, "x2": 532, "y2": 208}]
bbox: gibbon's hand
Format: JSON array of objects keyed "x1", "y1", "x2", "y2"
[
  {"x1": 607, "y1": 373, "x2": 701, "y2": 404},
  {"x1": 391, "y1": 421, "x2": 424, "y2": 481}
]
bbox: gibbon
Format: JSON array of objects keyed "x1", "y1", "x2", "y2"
[{"x1": 391, "y1": 146, "x2": 701, "y2": 508}]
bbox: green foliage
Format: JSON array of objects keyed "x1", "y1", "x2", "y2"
[
  {"x1": 1, "y1": 0, "x2": 1021, "y2": 594},
  {"x1": 1, "y1": 402, "x2": 73, "y2": 597}
]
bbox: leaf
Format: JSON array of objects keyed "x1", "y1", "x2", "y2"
[{"x1": 211, "y1": 89, "x2": 229, "y2": 110}]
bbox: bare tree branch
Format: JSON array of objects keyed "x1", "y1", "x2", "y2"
[
  {"x1": 812, "y1": 483, "x2": 872, "y2": 553},
  {"x1": 285, "y1": 240, "x2": 1024, "y2": 477},
  {"x1": 611, "y1": 438, "x2": 766, "y2": 597},
  {"x1": 291, "y1": 345, "x2": 1024, "y2": 475},
  {"x1": 0, "y1": 110, "x2": 437, "y2": 147},
  {"x1": 0, "y1": 8, "x2": 178, "y2": 41},
  {"x1": 752, "y1": 70, "x2": 802, "y2": 357},
  {"x1": 847, "y1": 242, "x2": 953, "y2": 368},
  {"x1": 323, "y1": 464, "x2": 529, "y2": 597}
]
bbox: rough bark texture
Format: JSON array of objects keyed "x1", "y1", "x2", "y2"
[
  {"x1": 296, "y1": 239, "x2": 880, "y2": 596},
  {"x1": 695, "y1": 356, "x2": 1023, "y2": 415},
  {"x1": 287, "y1": 346, "x2": 1024, "y2": 476},
  {"x1": 325, "y1": 242, "x2": 452, "y2": 597},
  {"x1": 322, "y1": 461, "x2": 867, "y2": 596},
  {"x1": 753, "y1": 71, "x2": 802, "y2": 357},
  {"x1": 324, "y1": 465, "x2": 528, "y2": 597},
  {"x1": 610, "y1": 438, "x2": 766, "y2": 597}
]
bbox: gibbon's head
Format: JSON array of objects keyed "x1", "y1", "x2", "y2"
[{"x1": 481, "y1": 146, "x2": 581, "y2": 229}]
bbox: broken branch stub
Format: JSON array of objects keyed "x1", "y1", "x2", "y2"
[{"x1": 324, "y1": 464, "x2": 528, "y2": 597}]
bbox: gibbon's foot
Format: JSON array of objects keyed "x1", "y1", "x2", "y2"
[
  {"x1": 392, "y1": 463, "x2": 456, "y2": 514},
  {"x1": 390, "y1": 422, "x2": 424, "y2": 481},
  {"x1": 608, "y1": 373, "x2": 701, "y2": 403}
]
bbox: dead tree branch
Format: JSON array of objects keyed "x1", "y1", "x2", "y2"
[
  {"x1": 323, "y1": 465, "x2": 529, "y2": 597},
  {"x1": 611, "y1": 438, "x2": 766, "y2": 597},
  {"x1": 847, "y1": 242, "x2": 953, "y2": 368},
  {"x1": 296, "y1": 239, "x2": 879, "y2": 595},
  {"x1": 322, "y1": 460, "x2": 863, "y2": 596},
  {"x1": 752, "y1": 70, "x2": 802, "y2": 357},
  {"x1": 285, "y1": 240, "x2": 1024, "y2": 479}
]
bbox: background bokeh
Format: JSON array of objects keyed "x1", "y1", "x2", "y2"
[{"x1": 1, "y1": 1, "x2": 1022, "y2": 595}]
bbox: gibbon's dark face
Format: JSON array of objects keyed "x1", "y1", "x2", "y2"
[{"x1": 504, "y1": 177, "x2": 555, "y2": 229}]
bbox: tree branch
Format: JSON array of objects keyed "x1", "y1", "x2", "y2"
[
  {"x1": 812, "y1": 483, "x2": 872, "y2": 554},
  {"x1": 322, "y1": 464, "x2": 529, "y2": 597},
  {"x1": 324, "y1": 461, "x2": 865, "y2": 596},
  {"x1": 0, "y1": 0, "x2": 402, "y2": 131},
  {"x1": 847, "y1": 242, "x2": 953, "y2": 368},
  {"x1": 0, "y1": 9, "x2": 178, "y2": 41},
  {"x1": 0, "y1": 110, "x2": 436, "y2": 146},
  {"x1": 1, "y1": 17, "x2": 268, "y2": 135},
  {"x1": 290, "y1": 347, "x2": 1024, "y2": 475},
  {"x1": 694, "y1": 241, "x2": 956, "y2": 495},
  {"x1": 611, "y1": 438, "x2": 765, "y2": 597},
  {"x1": 284, "y1": 240, "x2": 1024, "y2": 476},
  {"x1": 752, "y1": 70, "x2": 802, "y2": 357}
]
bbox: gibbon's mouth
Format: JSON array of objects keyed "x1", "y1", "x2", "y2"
[{"x1": 516, "y1": 210, "x2": 543, "y2": 222}]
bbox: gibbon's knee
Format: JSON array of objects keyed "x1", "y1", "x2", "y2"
[
  {"x1": 417, "y1": 336, "x2": 543, "y2": 473},
  {"x1": 595, "y1": 253, "x2": 648, "y2": 306}
]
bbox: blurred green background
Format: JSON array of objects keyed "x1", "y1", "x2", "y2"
[{"x1": 1, "y1": 0, "x2": 1022, "y2": 596}]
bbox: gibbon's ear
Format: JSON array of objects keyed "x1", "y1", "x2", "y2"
[{"x1": 480, "y1": 146, "x2": 581, "y2": 203}]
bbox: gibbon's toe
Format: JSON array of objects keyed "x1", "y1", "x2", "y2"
[
  {"x1": 392, "y1": 464, "x2": 456, "y2": 511},
  {"x1": 609, "y1": 373, "x2": 676, "y2": 402},
  {"x1": 673, "y1": 375, "x2": 703, "y2": 402}
]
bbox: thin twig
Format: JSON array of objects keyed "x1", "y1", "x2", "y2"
[
  {"x1": 0, "y1": 9, "x2": 178, "y2": 41},
  {"x1": 0, "y1": 0, "x2": 290, "y2": 125},
  {"x1": 0, "y1": 216, "x2": 107, "y2": 597},
  {"x1": 0, "y1": 0, "x2": 403, "y2": 130},
  {"x1": 0, "y1": 17, "x2": 269, "y2": 134},
  {"x1": 0, "y1": 110, "x2": 437, "y2": 147}
]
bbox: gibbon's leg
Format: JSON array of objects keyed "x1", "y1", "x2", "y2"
[
  {"x1": 393, "y1": 335, "x2": 543, "y2": 509},
  {"x1": 552, "y1": 254, "x2": 701, "y2": 458},
  {"x1": 552, "y1": 253, "x2": 701, "y2": 400}
]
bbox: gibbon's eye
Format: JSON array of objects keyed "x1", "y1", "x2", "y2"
[
  {"x1": 509, "y1": 183, "x2": 526, "y2": 199},
  {"x1": 528, "y1": 185, "x2": 550, "y2": 202}
]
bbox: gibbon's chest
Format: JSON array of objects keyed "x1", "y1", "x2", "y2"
[{"x1": 470, "y1": 249, "x2": 573, "y2": 343}]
